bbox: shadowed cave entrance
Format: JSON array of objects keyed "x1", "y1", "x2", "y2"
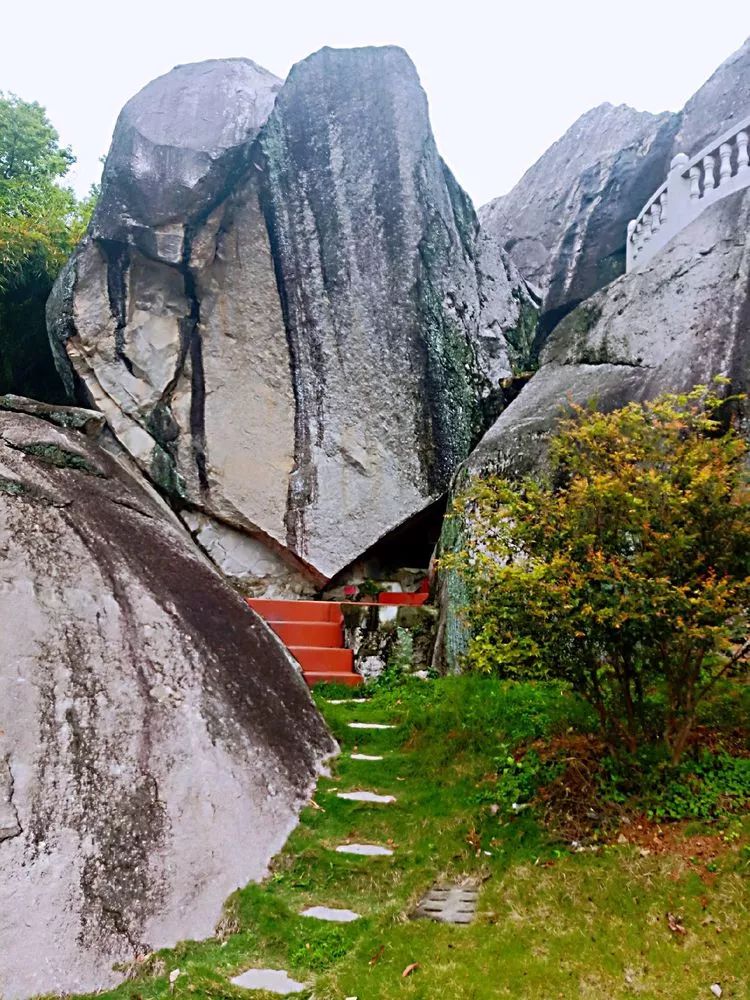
[{"x1": 322, "y1": 494, "x2": 448, "y2": 594}]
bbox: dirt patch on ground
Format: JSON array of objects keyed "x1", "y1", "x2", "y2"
[
  {"x1": 524, "y1": 733, "x2": 746, "y2": 867},
  {"x1": 614, "y1": 816, "x2": 727, "y2": 882}
]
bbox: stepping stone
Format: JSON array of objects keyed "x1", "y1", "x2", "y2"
[
  {"x1": 412, "y1": 883, "x2": 480, "y2": 925},
  {"x1": 351, "y1": 753, "x2": 383, "y2": 761},
  {"x1": 335, "y1": 843, "x2": 393, "y2": 856},
  {"x1": 348, "y1": 722, "x2": 395, "y2": 730},
  {"x1": 337, "y1": 790, "x2": 395, "y2": 804},
  {"x1": 326, "y1": 698, "x2": 369, "y2": 704},
  {"x1": 231, "y1": 969, "x2": 306, "y2": 993},
  {"x1": 301, "y1": 905, "x2": 360, "y2": 922}
]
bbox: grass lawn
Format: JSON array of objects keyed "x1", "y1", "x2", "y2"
[{"x1": 66, "y1": 677, "x2": 750, "y2": 1000}]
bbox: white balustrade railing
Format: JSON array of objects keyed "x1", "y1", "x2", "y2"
[{"x1": 626, "y1": 113, "x2": 750, "y2": 272}]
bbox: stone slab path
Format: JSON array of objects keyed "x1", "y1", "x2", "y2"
[
  {"x1": 301, "y1": 905, "x2": 360, "y2": 922},
  {"x1": 231, "y1": 968, "x2": 306, "y2": 993},
  {"x1": 335, "y1": 842, "x2": 393, "y2": 856},
  {"x1": 337, "y1": 790, "x2": 395, "y2": 803},
  {"x1": 412, "y1": 883, "x2": 480, "y2": 924},
  {"x1": 224, "y1": 695, "x2": 485, "y2": 995}
]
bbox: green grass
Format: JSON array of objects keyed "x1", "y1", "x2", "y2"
[{"x1": 65, "y1": 677, "x2": 749, "y2": 1000}]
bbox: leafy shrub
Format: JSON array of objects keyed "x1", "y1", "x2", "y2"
[
  {"x1": 599, "y1": 748, "x2": 750, "y2": 821},
  {"x1": 446, "y1": 385, "x2": 750, "y2": 763},
  {"x1": 0, "y1": 92, "x2": 97, "y2": 399}
]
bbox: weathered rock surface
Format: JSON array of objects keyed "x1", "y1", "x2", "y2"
[
  {"x1": 674, "y1": 36, "x2": 750, "y2": 158},
  {"x1": 481, "y1": 36, "x2": 750, "y2": 333},
  {"x1": 471, "y1": 186, "x2": 750, "y2": 480},
  {"x1": 0, "y1": 405, "x2": 334, "y2": 999},
  {"x1": 435, "y1": 186, "x2": 750, "y2": 674},
  {"x1": 476, "y1": 228, "x2": 540, "y2": 377},
  {"x1": 92, "y1": 58, "x2": 282, "y2": 257},
  {"x1": 480, "y1": 103, "x2": 679, "y2": 331},
  {"x1": 257, "y1": 46, "x2": 487, "y2": 575},
  {"x1": 49, "y1": 47, "x2": 531, "y2": 587}
]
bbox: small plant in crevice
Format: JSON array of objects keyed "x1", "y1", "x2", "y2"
[
  {"x1": 373, "y1": 627, "x2": 414, "y2": 691},
  {"x1": 355, "y1": 578, "x2": 385, "y2": 601},
  {"x1": 13, "y1": 441, "x2": 106, "y2": 476}
]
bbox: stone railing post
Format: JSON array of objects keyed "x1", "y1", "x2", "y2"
[
  {"x1": 665, "y1": 152, "x2": 691, "y2": 231},
  {"x1": 626, "y1": 220, "x2": 637, "y2": 271}
]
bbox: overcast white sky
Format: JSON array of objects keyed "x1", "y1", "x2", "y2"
[{"x1": 4, "y1": 1, "x2": 749, "y2": 207}]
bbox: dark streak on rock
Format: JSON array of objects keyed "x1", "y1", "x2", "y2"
[
  {"x1": 185, "y1": 261, "x2": 209, "y2": 492},
  {"x1": 101, "y1": 241, "x2": 134, "y2": 377},
  {"x1": 255, "y1": 140, "x2": 317, "y2": 555}
]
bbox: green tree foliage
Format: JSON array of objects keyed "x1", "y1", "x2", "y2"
[
  {"x1": 0, "y1": 93, "x2": 96, "y2": 400},
  {"x1": 446, "y1": 385, "x2": 750, "y2": 763}
]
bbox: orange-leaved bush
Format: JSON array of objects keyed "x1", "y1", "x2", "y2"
[{"x1": 445, "y1": 385, "x2": 750, "y2": 763}]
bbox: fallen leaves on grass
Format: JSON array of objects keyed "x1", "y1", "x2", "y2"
[
  {"x1": 666, "y1": 912, "x2": 686, "y2": 935},
  {"x1": 466, "y1": 828, "x2": 482, "y2": 855},
  {"x1": 402, "y1": 963, "x2": 420, "y2": 978},
  {"x1": 369, "y1": 945, "x2": 385, "y2": 966}
]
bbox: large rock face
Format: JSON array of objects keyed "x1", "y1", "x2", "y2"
[
  {"x1": 257, "y1": 46, "x2": 487, "y2": 573},
  {"x1": 49, "y1": 47, "x2": 531, "y2": 588},
  {"x1": 481, "y1": 36, "x2": 750, "y2": 333},
  {"x1": 674, "y1": 36, "x2": 750, "y2": 157},
  {"x1": 92, "y1": 58, "x2": 283, "y2": 256},
  {"x1": 0, "y1": 403, "x2": 334, "y2": 999},
  {"x1": 470, "y1": 185, "x2": 750, "y2": 480},
  {"x1": 480, "y1": 104, "x2": 679, "y2": 331}
]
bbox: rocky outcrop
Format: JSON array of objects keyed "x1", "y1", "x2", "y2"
[
  {"x1": 0, "y1": 402, "x2": 334, "y2": 999},
  {"x1": 480, "y1": 104, "x2": 679, "y2": 333},
  {"x1": 49, "y1": 47, "x2": 531, "y2": 589},
  {"x1": 476, "y1": 228, "x2": 540, "y2": 378},
  {"x1": 435, "y1": 185, "x2": 750, "y2": 674},
  {"x1": 674, "y1": 36, "x2": 750, "y2": 158},
  {"x1": 91, "y1": 58, "x2": 282, "y2": 258},
  {"x1": 472, "y1": 185, "x2": 750, "y2": 479},
  {"x1": 481, "y1": 36, "x2": 750, "y2": 335},
  {"x1": 257, "y1": 46, "x2": 487, "y2": 575},
  {"x1": 341, "y1": 602, "x2": 437, "y2": 679}
]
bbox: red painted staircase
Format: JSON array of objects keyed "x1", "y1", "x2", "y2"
[
  {"x1": 247, "y1": 598, "x2": 362, "y2": 687},
  {"x1": 247, "y1": 586, "x2": 430, "y2": 687}
]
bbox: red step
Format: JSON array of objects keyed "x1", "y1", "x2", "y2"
[
  {"x1": 247, "y1": 598, "x2": 343, "y2": 623},
  {"x1": 269, "y1": 620, "x2": 343, "y2": 648},
  {"x1": 378, "y1": 591, "x2": 429, "y2": 606},
  {"x1": 305, "y1": 671, "x2": 363, "y2": 687},
  {"x1": 289, "y1": 646, "x2": 354, "y2": 673},
  {"x1": 247, "y1": 597, "x2": 362, "y2": 687}
]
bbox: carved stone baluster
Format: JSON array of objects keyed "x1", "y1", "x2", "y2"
[
  {"x1": 649, "y1": 199, "x2": 661, "y2": 234},
  {"x1": 689, "y1": 165, "x2": 702, "y2": 200},
  {"x1": 659, "y1": 190, "x2": 668, "y2": 225},
  {"x1": 719, "y1": 143, "x2": 733, "y2": 184},
  {"x1": 703, "y1": 153, "x2": 716, "y2": 192},
  {"x1": 635, "y1": 221, "x2": 645, "y2": 253},
  {"x1": 737, "y1": 131, "x2": 749, "y2": 172},
  {"x1": 626, "y1": 220, "x2": 637, "y2": 268}
]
